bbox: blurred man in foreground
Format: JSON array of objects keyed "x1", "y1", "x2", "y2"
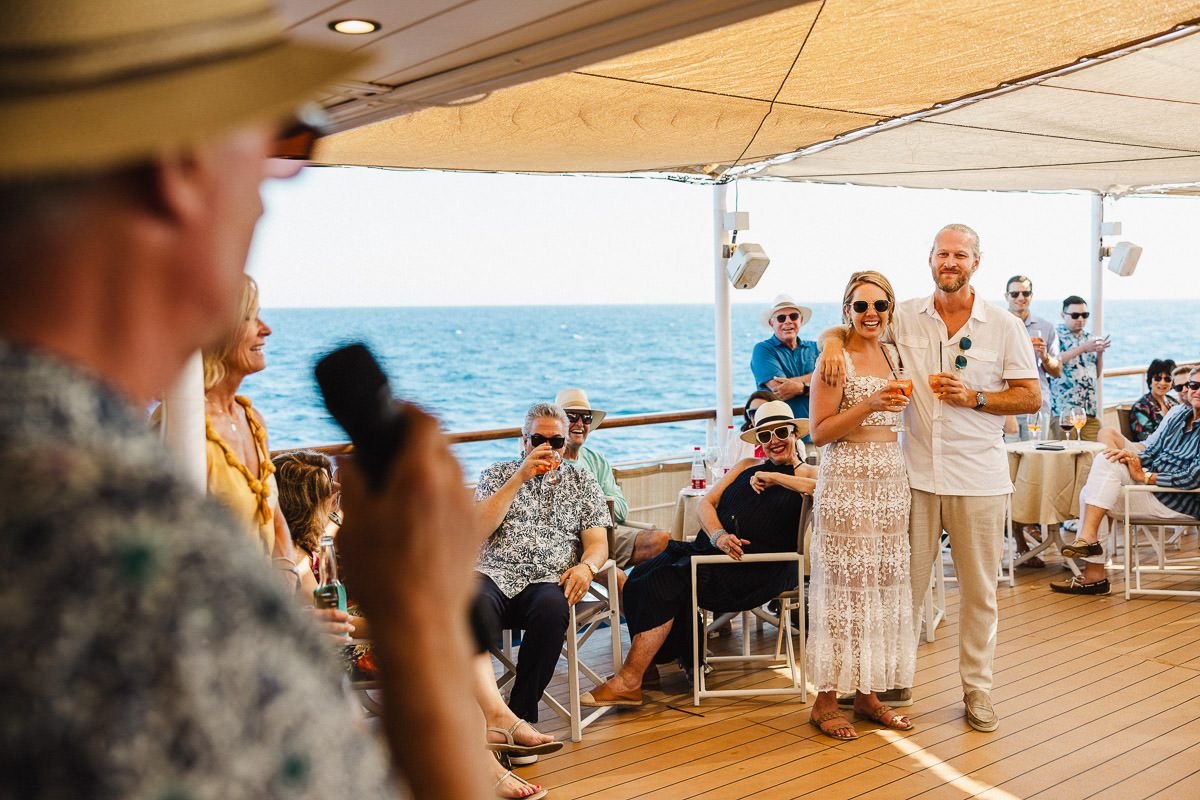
[{"x1": 0, "y1": 2, "x2": 489, "y2": 797}]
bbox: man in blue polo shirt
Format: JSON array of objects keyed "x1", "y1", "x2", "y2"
[
  {"x1": 750, "y1": 293, "x2": 818, "y2": 442},
  {"x1": 1053, "y1": 370, "x2": 1200, "y2": 595}
]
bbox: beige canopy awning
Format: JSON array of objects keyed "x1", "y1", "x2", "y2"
[{"x1": 305, "y1": 0, "x2": 1200, "y2": 196}]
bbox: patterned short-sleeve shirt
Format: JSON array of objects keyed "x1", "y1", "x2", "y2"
[
  {"x1": 474, "y1": 459, "x2": 610, "y2": 598},
  {"x1": 0, "y1": 340, "x2": 401, "y2": 799},
  {"x1": 1051, "y1": 325, "x2": 1099, "y2": 415}
]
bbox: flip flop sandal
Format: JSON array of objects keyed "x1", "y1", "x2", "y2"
[
  {"x1": 494, "y1": 768, "x2": 548, "y2": 800},
  {"x1": 810, "y1": 711, "x2": 858, "y2": 741},
  {"x1": 859, "y1": 705, "x2": 913, "y2": 731},
  {"x1": 485, "y1": 719, "x2": 564, "y2": 756}
]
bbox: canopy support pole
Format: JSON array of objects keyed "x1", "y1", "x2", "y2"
[
  {"x1": 1090, "y1": 192, "x2": 1104, "y2": 415},
  {"x1": 159, "y1": 352, "x2": 207, "y2": 492},
  {"x1": 713, "y1": 183, "x2": 733, "y2": 442}
]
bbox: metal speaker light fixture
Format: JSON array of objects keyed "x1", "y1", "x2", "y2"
[
  {"x1": 726, "y1": 243, "x2": 770, "y2": 289},
  {"x1": 1104, "y1": 241, "x2": 1143, "y2": 277}
]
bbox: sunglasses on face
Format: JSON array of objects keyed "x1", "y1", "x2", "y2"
[
  {"x1": 851, "y1": 299, "x2": 890, "y2": 313},
  {"x1": 1152, "y1": 374, "x2": 1172, "y2": 382},
  {"x1": 1066, "y1": 311, "x2": 1090, "y2": 320},
  {"x1": 528, "y1": 434, "x2": 566, "y2": 449},
  {"x1": 1188, "y1": 381, "x2": 1200, "y2": 391},
  {"x1": 565, "y1": 411, "x2": 593, "y2": 425},
  {"x1": 774, "y1": 312, "x2": 800, "y2": 323},
  {"x1": 1008, "y1": 290, "x2": 1032, "y2": 298},
  {"x1": 754, "y1": 425, "x2": 794, "y2": 445},
  {"x1": 1174, "y1": 383, "x2": 1188, "y2": 391}
]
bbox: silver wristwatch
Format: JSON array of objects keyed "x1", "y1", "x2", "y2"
[{"x1": 974, "y1": 391, "x2": 987, "y2": 410}]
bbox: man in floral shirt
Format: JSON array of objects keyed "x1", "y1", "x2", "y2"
[
  {"x1": 475, "y1": 402, "x2": 611, "y2": 723},
  {"x1": 1050, "y1": 295, "x2": 1111, "y2": 441}
]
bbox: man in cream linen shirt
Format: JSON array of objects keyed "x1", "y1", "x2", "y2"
[{"x1": 824, "y1": 224, "x2": 1039, "y2": 733}]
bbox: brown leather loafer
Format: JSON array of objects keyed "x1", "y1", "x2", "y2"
[
  {"x1": 1060, "y1": 538, "x2": 1102, "y2": 558},
  {"x1": 580, "y1": 683, "x2": 642, "y2": 707},
  {"x1": 964, "y1": 689, "x2": 999, "y2": 732},
  {"x1": 1050, "y1": 576, "x2": 1110, "y2": 595}
]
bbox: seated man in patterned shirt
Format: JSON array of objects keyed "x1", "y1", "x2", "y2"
[
  {"x1": 1053, "y1": 373, "x2": 1200, "y2": 595},
  {"x1": 475, "y1": 402, "x2": 611, "y2": 722}
]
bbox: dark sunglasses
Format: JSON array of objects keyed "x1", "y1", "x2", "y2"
[
  {"x1": 1008, "y1": 290, "x2": 1032, "y2": 298},
  {"x1": 270, "y1": 105, "x2": 329, "y2": 160},
  {"x1": 565, "y1": 411, "x2": 593, "y2": 425},
  {"x1": 1188, "y1": 381, "x2": 1200, "y2": 391},
  {"x1": 1152, "y1": 374, "x2": 1172, "y2": 382},
  {"x1": 1066, "y1": 311, "x2": 1090, "y2": 320},
  {"x1": 1174, "y1": 383, "x2": 1188, "y2": 391},
  {"x1": 754, "y1": 425, "x2": 794, "y2": 445},
  {"x1": 528, "y1": 434, "x2": 566, "y2": 449},
  {"x1": 774, "y1": 312, "x2": 800, "y2": 323},
  {"x1": 851, "y1": 299, "x2": 890, "y2": 313},
  {"x1": 953, "y1": 336, "x2": 972, "y2": 370}
]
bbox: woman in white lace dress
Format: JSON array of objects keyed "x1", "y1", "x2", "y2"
[{"x1": 806, "y1": 270, "x2": 916, "y2": 741}]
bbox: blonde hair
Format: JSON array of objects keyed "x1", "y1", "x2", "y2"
[
  {"x1": 272, "y1": 451, "x2": 335, "y2": 556},
  {"x1": 841, "y1": 270, "x2": 897, "y2": 334},
  {"x1": 202, "y1": 274, "x2": 260, "y2": 391}
]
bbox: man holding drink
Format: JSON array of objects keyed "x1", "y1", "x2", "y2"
[
  {"x1": 1003, "y1": 275, "x2": 1061, "y2": 440},
  {"x1": 821, "y1": 224, "x2": 1040, "y2": 732},
  {"x1": 1050, "y1": 295, "x2": 1110, "y2": 441}
]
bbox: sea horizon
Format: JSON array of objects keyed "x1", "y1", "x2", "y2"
[{"x1": 243, "y1": 300, "x2": 1198, "y2": 477}]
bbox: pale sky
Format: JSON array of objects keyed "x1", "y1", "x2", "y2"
[{"x1": 248, "y1": 167, "x2": 1199, "y2": 308}]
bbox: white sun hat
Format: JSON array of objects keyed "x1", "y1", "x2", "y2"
[
  {"x1": 760, "y1": 294, "x2": 814, "y2": 329},
  {"x1": 554, "y1": 388, "x2": 607, "y2": 430},
  {"x1": 739, "y1": 399, "x2": 810, "y2": 443}
]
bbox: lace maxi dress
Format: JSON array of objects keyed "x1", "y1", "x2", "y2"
[{"x1": 806, "y1": 349, "x2": 916, "y2": 694}]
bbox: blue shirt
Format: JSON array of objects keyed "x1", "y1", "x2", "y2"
[
  {"x1": 750, "y1": 335, "x2": 819, "y2": 438},
  {"x1": 1140, "y1": 406, "x2": 1200, "y2": 519}
]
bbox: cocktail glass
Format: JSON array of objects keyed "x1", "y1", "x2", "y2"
[
  {"x1": 891, "y1": 371, "x2": 913, "y2": 432},
  {"x1": 542, "y1": 450, "x2": 563, "y2": 484},
  {"x1": 1026, "y1": 412, "x2": 1045, "y2": 442},
  {"x1": 1068, "y1": 406, "x2": 1087, "y2": 442}
]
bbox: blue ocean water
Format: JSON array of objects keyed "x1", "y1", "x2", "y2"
[{"x1": 243, "y1": 301, "x2": 1196, "y2": 478}]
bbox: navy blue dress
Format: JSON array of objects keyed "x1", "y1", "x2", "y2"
[{"x1": 623, "y1": 461, "x2": 806, "y2": 664}]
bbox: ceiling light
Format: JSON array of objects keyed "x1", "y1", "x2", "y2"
[{"x1": 329, "y1": 19, "x2": 380, "y2": 35}]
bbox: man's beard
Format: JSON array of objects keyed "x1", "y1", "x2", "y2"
[{"x1": 936, "y1": 272, "x2": 969, "y2": 293}]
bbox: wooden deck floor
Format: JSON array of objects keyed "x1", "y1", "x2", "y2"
[{"x1": 518, "y1": 544, "x2": 1200, "y2": 800}]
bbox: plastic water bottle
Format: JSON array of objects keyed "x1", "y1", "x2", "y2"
[
  {"x1": 313, "y1": 535, "x2": 349, "y2": 636},
  {"x1": 691, "y1": 446, "x2": 706, "y2": 490},
  {"x1": 721, "y1": 425, "x2": 738, "y2": 473}
]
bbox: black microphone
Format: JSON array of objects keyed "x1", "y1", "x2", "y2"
[{"x1": 315, "y1": 343, "x2": 408, "y2": 492}]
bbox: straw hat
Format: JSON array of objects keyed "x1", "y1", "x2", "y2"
[
  {"x1": 0, "y1": 0, "x2": 365, "y2": 178},
  {"x1": 739, "y1": 400, "x2": 809, "y2": 443},
  {"x1": 554, "y1": 388, "x2": 607, "y2": 430},
  {"x1": 760, "y1": 294, "x2": 813, "y2": 329}
]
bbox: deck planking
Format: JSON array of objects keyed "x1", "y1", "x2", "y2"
[{"x1": 507, "y1": 539, "x2": 1200, "y2": 799}]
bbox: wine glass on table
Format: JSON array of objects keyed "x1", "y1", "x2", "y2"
[
  {"x1": 1068, "y1": 406, "x2": 1087, "y2": 443},
  {"x1": 1026, "y1": 412, "x2": 1044, "y2": 442}
]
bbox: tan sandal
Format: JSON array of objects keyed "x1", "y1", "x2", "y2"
[
  {"x1": 810, "y1": 710, "x2": 858, "y2": 741},
  {"x1": 858, "y1": 705, "x2": 913, "y2": 731},
  {"x1": 485, "y1": 719, "x2": 563, "y2": 756}
]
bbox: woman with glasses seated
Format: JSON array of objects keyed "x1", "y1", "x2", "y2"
[
  {"x1": 805, "y1": 270, "x2": 915, "y2": 741},
  {"x1": 1129, "y1": 359, "x2": 1178, "y2": 442},
  {"x1": 580, "y1": 400, "x2": 816, "y2": 707}
]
